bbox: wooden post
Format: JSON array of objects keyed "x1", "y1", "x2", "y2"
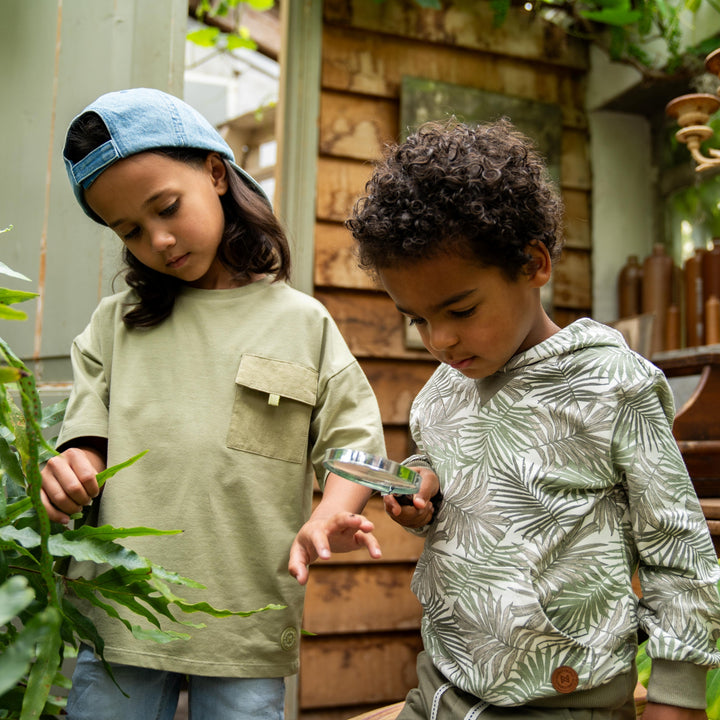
[{"x1": 276, "y1": 0, "x2": 323, "y2": 297}]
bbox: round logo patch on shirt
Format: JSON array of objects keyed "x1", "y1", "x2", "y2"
[
  {"x1": 551, "y1": 666, "x2": 579, "y2": 693},
  {"x1": 280, "y1": 626, "x2": 298, "y2": 651}
]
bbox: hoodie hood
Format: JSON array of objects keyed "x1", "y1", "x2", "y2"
[{"x1": 501, "y1": 318, "x2": 630, "y2": 375}]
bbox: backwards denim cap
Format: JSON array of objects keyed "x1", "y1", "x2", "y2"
[{"x1": 64, "y1": 87, "x2": 270, "y2": 222}]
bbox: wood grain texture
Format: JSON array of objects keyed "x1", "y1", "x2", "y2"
[
  {"x1": 553, "y1": 248, "x2": 592, "y2": 309},
  {"x1": 301, "y1": 704, "x2": 404, "y2": 720},
  {"x1": 299, "y1": 4, "x2": 594, "y2": 716},
  {"x1": 316, "y1": 156, "x2": 373, "y2": 223},
  {"x1": 316, "y1": 289, "x2": 432, "y2": 361},
  {"x1": 303, "y1": 564, "x2": 421, "y2": 634},
  {"x1": 317, "y1": 150, "x2": 591, "y2": 228},
  {"x1": 561, "y1": 127, "x2": 591, "y2": 191},
  {"x1": 299, "y1": 632, "x2": 423, "y2": 708},
  {"x1": 314, "y1": 221, "x2": 376, "y2": 291},
  {"x1": 383, "y1": 425, "x2": 416, "y2": 461},
  {"x1": 320, "y1": 91, "x2": 398, "y2": 161},
  {"x1": 359, "y1": 359, "x2": 439, "y2": 425},
  {"x1": 300, "y1": 707, "x2": 402, "y2": 720},
  {"x1": 321, "y1": 27, "x2": 586, "y2": 128},
  {"x1": 562, "y1": 189, "x2": 591, "y2": 250},
  {"x1": 323, "y1": 0, "x2": 587, "y2": 70}
]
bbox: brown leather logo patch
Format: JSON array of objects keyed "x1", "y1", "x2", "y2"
[{"x1": 551, "y1": 666, "x2": 579, "y2": 693}]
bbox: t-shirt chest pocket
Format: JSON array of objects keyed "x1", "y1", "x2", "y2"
[{"x1": 226, "y1": 354, "x2": 318, "y2": 464}]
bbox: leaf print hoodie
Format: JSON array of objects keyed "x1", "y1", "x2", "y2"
[{"x1": 408, "y1": 318, "x2": 720, "y2": 707}]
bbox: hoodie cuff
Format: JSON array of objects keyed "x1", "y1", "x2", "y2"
[
  {"x1": 403, "y1": 454, "x2": 434, "y2": 471},
  {"x1": 647, "y1": 659, "x2": 708, "y2": 709}
]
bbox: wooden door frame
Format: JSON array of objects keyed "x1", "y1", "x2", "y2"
[
  {"x1": 276, "y1": 0, "x2": 323, "y2": 297},
  {"x1": 275, "y1": 3, "x2": 323, "y2": 717}
]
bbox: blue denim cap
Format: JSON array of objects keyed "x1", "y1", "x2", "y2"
[{"x1": 64, "y1": 87, "x2": 270, "y2": 221}]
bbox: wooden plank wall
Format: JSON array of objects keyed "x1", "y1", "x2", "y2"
[{"x1": 299, "y1": 2, "x2": 591, "y2": 717}]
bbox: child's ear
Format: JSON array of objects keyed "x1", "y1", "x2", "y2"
[
  {"x1": 525, "y1": 242, "x2": 552, "y2": 287},
  {"x1": 207, "y1": 153, "x2": 229, "y2": 196}
]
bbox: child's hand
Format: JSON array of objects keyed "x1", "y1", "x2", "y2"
[
  {"x1": 641, "y1": 703, "x2": 707, "y2": 720},
  {"x1": 383, "y1": 466, "x2": 441, "y2": 528},
  {"x1": 40, "y1": 445, "x2": 106, "y2": 524},
  {"x1": 288, "y1": 512, "x2": 381, "y2": 586}
]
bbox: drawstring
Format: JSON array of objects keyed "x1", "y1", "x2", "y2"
[
  {"x1": 430, "y1": 682, "x2": 489, "y2": 720},
  {"x1": 430, "y1": 682, "x2": 452, "y2": 720},
  {"x1": 464, "y1": 701, "x2": 490, "y2": 719}
]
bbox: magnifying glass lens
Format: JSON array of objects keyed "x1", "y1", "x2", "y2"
[{"x1": 323, "y1": 448, "x2": 421, "y2": 496}]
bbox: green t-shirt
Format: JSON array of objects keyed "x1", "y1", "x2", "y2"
[{"x1": 60, "y1": 278, "x2": 386, "y2": 677}]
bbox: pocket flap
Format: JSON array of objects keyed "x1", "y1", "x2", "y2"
[{"x1": 235, "y1": 354, "x2": 318, "y2": 406}]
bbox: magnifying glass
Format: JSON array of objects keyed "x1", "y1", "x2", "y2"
[{"x1": 323, "y1": 448, "x2": 420, "y2": 504}]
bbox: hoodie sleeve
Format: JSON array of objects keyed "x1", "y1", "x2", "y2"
[{"x1": 612, "y1": 365, "x2": 720, "y2": 706}]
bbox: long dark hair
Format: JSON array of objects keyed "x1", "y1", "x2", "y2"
[{"x1": 64, "y1": 111, "x2": 291, "y2": 328}]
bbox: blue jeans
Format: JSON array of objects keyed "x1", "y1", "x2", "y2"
[{"x1": 66, "y1": 645, "x2": 285, "y2": 720}]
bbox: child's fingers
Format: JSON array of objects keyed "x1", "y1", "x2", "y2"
[
  {"x1": 65, "y1": 448, "x2": 102, "y2": 497},
  {"x1": 329, "y1": 512, "x2": 374, "y2": 533},
  {"x1": 40, "y1": 487, "x2": 70, "y2": 525},
  {"x1": 384, "y1": 494, "x2": 402, "y2": 516},
  {"x1": 309, "y1": 514, "x2": 375, "y2": 557},
  {"x1": 352, "y1": 529, "x2": 382, "y2": 559},
  {"x1": 384, "y1": 494, "x2": 434, "y2": 528},
  {"x1": 288, "y1": 541, "x2": 313, "y2": 585},
  {"x1": 288, "y1": 513, "x2": 380, "y2": 585},
  {"x1": 41, "y1": 472, "x2": 90, "y2": 513},
  {"x1": 412, "y1": 468, "x2": 440, "y2": 502},
  {"x1": 42, "y1": 448, "x2": 101, "y2": 510},
  {"x1": 384, "y1": 494, "x2": 426, "y2": 515}
]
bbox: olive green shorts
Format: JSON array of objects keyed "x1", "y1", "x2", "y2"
[{"x1": 397, "y1": 653, "x2": 637, "y2": 720}]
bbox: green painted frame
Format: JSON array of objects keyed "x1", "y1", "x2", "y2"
[{"x1": 276, "y1": 0, "x2": 323, "y2": 297}]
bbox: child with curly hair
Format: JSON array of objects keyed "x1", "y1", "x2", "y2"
[{"x1": 336, "y1": 118, "x2": 720, "y2": 720}]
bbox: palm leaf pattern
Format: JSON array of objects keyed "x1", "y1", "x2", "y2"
[{"x1": 408, "y1": 318, "x2": 720, "y2": 705}]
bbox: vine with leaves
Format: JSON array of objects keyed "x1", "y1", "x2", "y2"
[{"x1": 187, "y1": 0, "x2": 275, "y2": 52}]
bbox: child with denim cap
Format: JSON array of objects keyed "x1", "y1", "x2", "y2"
[
  {"x1": 341, "y1": 118, "x2": 720, "y2": 720},
  {"x1": 42, "y1": 88, "x2": 385, "y2": 720}
]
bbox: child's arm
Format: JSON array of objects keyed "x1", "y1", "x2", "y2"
[
  {"x1": 40, "y1": 437, "x2": 107, "y2": 524},
  {"x1": 619, "y1": 370, "x2": 720, "y2": 712},
  {"x1": 642, "y1": 703, "x2": 707, "y2": 720},
  {"x1": 288, "y1": 472, "x2": 380, "y2": 586}
]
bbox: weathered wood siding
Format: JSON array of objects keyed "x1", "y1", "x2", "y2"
[{"x1": 299, "y1": 2, "x2": 591, "y2": 716}]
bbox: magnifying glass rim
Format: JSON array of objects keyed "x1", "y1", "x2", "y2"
[{"x1": 323, "y1": 448, "x2": 420, "y2": 495}]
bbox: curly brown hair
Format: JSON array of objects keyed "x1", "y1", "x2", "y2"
[{"x1": 346, "y1": 118, "x2": 564, "y2": 280}]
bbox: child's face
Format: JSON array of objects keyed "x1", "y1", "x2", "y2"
[
  {"x1": 84, "y1": 151, "x2": 231, "y2": 289},
  {"x1": 378, "y1": 247, "x2": 558, "y2": 379}
]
